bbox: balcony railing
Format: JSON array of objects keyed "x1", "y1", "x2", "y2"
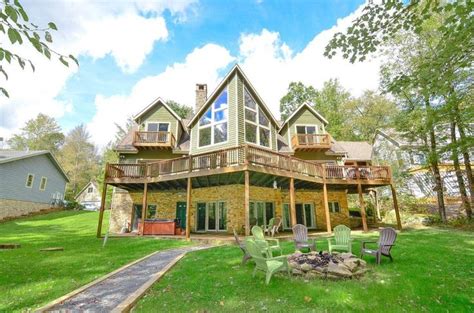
[
  {"x1": 291, "y1": 134, "x2": 331, "y2": 150},
  {"x1": 133, "y1": 131, "x2": 176, "y2": 148},
  {"x1": 106, "y1": 145, "x2": 391, "y2": 185}
]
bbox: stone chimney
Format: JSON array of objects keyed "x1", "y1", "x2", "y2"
[{"x1": 195, "y1": 84, "x2": 207, "y2": 111}]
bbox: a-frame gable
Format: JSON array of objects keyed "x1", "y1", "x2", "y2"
[
  {"x1": 187, "y1": 64, "x2": 280, "y2": 129},
  {"x1": 279, "y1": 102, "x2": 328, "y2": 132},
  {"x1": 133, "y1": 97, "x2": 186, "y2": 131}
]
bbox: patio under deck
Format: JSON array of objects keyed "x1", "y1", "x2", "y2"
[{"x1": 97, "y1": 145, "x2": 402, "y2": 239}]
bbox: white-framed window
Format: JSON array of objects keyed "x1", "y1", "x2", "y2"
[
  {"x1": 87, "y1": 187, "x2": 93, "y2": 193},
  {"x1": 198, "y1": 89, "x2": 228, "y2": 147},
  {"x1": 25, "y1": 174, "x2": 34, "y2": 188},
  {"x1": 146, "y1": 122, "x2": 169, "y2": 132},
  {"x1": 328, "y1": 201, "x2": 341, "y2": 213},
  {"x1": 244, "y1": 88, "x2": 271, "y2": 148},
  {"x1": 39, "y1": 177, "x2": 47, "y2": 191}
]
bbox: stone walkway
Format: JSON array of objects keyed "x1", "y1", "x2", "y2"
[{"x1": 42, "y1": 245, "x2": 211, "y2": 312}]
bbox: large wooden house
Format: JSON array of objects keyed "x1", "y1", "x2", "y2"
[{"x1": 98, "y1": 65, "x2": 401, "y2": 238}]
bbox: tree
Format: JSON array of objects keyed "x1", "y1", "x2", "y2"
[
  {"x1": 279, "y1": 82, "x2": 318, "y2": 121},
  {"x1": 167, "y1": 100, "x2": 193, "y2": 119},
  {"x1": 0, "y1": 0, "x2": 77, "y2": 97},
  {"x1": 8, "y1": 113, "x2": 64, "y2": 153},
  {"x1": 313, "y1": 79, "x2": 353, "y2": 140},
  {"x1": 58, "y1": 124, "x2": 98, "y2": 199},
  {"x1": 345, "y1": 91, "x2": 398, "y2": 142}
]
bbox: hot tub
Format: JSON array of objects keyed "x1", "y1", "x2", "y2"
[{"x1": 138, "y1": 219, "x2": 181, "y2": 235}]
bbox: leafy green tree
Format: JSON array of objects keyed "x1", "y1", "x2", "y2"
[
  {"x1": 167, "y1": 100, "x2": 194, "y2": 119},
  {"x1": 8, "y1": 113, "x2": 64, "y2": 153},
  {"x1": 279, "y1": 82, "x2": 318, "y2": 120},
  {"x1": 313, "y1": 79, "x2": 353, "y2": 140},
  {"x1": 58, "y1": 124, "x2": 99, "y2": 199},
  {"x1": 345, "y1": 91, "x2": 398, "y2": 142},
  {"x1": 0, "y1": 0, "x2": 77, "y2": 97}
]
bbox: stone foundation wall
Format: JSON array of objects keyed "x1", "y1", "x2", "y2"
[
  {"x1": 0, "y1": 199, "x2": 50, "y2": 220},
  {"x1": 109, "y1": 185, "x2": 350, "y2": 234}
]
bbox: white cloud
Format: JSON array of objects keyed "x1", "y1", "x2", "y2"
[
  {"x1": 0, "y1": 0, "x2": 196, "y2": 143},
  {"x1": 238, "y1": 6, "x2": 381, "y2": 119},
  {"x1": 88, "y1": 44, "x2": 234, "y2": 146}
]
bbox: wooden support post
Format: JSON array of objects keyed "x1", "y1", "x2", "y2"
[
  {"x1": 186, "y1": 177, "x2": 192, "y2": 241},
  {"x1": 323, "y1": 183, "x2": 332, "y2": 233},
  {"x1": 244, "y1": 170, "x2": 250, "y2": 236},
  {"x1": 357, "y1": 183, "x2": 368, "y2": 232},
  {"x1": 289, "y1": 177, "x2": 297, "y2": 227},
  {"x1": 96, "y1": 180, "x2": 108, "y2": 238},
  {"x1": 390, "y1": 184, "x2": 402, "y2": 230},
  {"x1": 140, "y1": 183, "x2": 148, "y2": 236},
  {"x1": 321, "y1": 164, "x2": 331, "y2": 233}
]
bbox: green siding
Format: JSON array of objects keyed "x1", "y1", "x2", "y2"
[
  {"x1": 287, "y1": 109, "x2": 325, "y2": 140},
  {"x1": 294, "y1": 151, "x2": 340, "y2": 162},
  {"x1": 136, "y1": 103, "x2": 179, "y2": 142},
  {"x1": 190, "y1": 74, "x2": 238, "y2": 154}
]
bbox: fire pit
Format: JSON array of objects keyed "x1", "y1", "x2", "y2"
[{"x1": 288, "y1": 251, "x2": 367, "y2": 280}]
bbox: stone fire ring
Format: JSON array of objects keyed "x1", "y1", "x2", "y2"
[{"x1": 288, "y1": 251, "x2": 368, "y2": 280}]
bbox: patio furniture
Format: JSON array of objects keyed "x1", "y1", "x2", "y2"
[
  {"x1": 262, "y1": 218, "x2": 275, "y2": 236},
  {"x1": 327, "y1": 224, "x2": 353, "y2": 254},
  {"x1": 245, "y1": 238, "x2": 290, "y2": 285},
  {"x1": 292, "y1": 224, "x2": 317, "y2": 252},
  {"x1": 271, "y1": 217, "x2": 282, "y2": 237},
  {"x1": 251, "y1": 225, "x2": 282, "y2": 257},
  {"x1": 360, "y1": 227, "x2": 397, "y2": 265},
  {"x1": 233, "y1": 228, "x2": 251, "y2": 265}
]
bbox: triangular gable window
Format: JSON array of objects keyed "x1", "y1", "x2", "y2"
[{"x1": 244, "y1": 88, "x2": 270, "y2": 147}]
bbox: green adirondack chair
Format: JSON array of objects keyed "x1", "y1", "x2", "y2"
[
  {"x1": 245, "y1": 238, "x2": 290, "y2": 285},
  {"x1": 327, "y1": 224, "x2": 352, "y2": 253},
  {"x1": 251, "y1": 225, "x2": 282, "y2": 257}
]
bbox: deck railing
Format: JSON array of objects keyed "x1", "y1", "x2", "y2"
[
  {"x1": 291, "y1": 133, "x2": 331, "y2": 149},
  {"x1": 133, "y1": 131, "x2": 176, "y2": 147},
  {"x1": 106, "y1": 145, "x2": 391, "y2": 184}
]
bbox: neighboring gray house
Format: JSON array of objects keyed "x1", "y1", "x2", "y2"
[
  {"x1": 0, "y1": 150, "x2": 69, "y2": 220},
  {"x1": 75, "y1": 180, "x2": 101, "y2": 211},
  {"x1": 373, "y1": 129, "x2": 471, "y2": 198}
]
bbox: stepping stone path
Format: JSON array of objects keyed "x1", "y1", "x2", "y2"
[{"x1": 41, "y1": 245, "x2": 211, "y2": 312}]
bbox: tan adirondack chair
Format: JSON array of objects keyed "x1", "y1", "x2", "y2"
[
  {"x1": 271, "y1": 217, "x2": 282, "y2": 237},
  {"x1": 233, "y1": 228, "x2": 251, "y2": 265},
  {"x1": 361, "y1": 227, "x2": 397, "y2": 265},
  {"x1": 251, "y1": 225, "x2": 282, "y2": 257},
  {"x1": 245, "y1": 238, "x2": 290, "y2": 285},
  {"x1": 327, "y1": 224, "x2": 352, "y2": 254},
  {"x1": 292, "y1": 224, "x2": 317, "y2": 252}
]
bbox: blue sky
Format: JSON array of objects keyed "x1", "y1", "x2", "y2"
[{"x1": 1, "y1": 0, "x2": 380, "y2": 147}]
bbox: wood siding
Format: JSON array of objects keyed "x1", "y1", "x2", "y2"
[
  {"x1": 136, "y1": 102, "x2": 179, "y2": 142},
  {"x1": 0, "y1": 155, "x2": 67, "y2": 204}
]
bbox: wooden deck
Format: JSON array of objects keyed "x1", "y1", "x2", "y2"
[
  {"x1": 291, "y1": 133, "x2": 331, "y2": 151},
  {"x1": 133, "y1": 131, "x2": 176, "y2": 150},
  {"x1": 105, "y1": 145, "x2": 392, "y2": 189}
]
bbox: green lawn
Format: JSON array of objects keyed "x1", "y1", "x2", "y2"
[
  {"x1": 0, "y1": 210, "x2": 191, "y2": 312},
  {"x1": 135, "y1": 228, "x2": 474, "y2": 312}
]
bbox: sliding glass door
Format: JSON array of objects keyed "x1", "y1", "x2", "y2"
[
  {"x1": 196, "y1": 202, "x2": 227, "y2": 232},
  {"x1": 249, "y1": 201, "x2": 274, "y2": 228},
  {"x1": 282, "y1": 203, "x2": 316, "y2": 229}
]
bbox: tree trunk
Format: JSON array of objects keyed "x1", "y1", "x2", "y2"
[
  {"x1": 452, "y1": 98, "x2": 473, "y2": 219},
  {"x1": 450, "y1": 122, "x2": 471, "y2": 219},
  {"x1": 425, "y1": 99, "x2": 446, "y2": 222}
]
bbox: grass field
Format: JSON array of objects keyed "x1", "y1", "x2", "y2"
[
  {"x1": 135, "y1": 227, "x2": 474, "y2": 312},
  {"x1": 0, "y1": 210, "x2": 191, "y2": 312}
]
